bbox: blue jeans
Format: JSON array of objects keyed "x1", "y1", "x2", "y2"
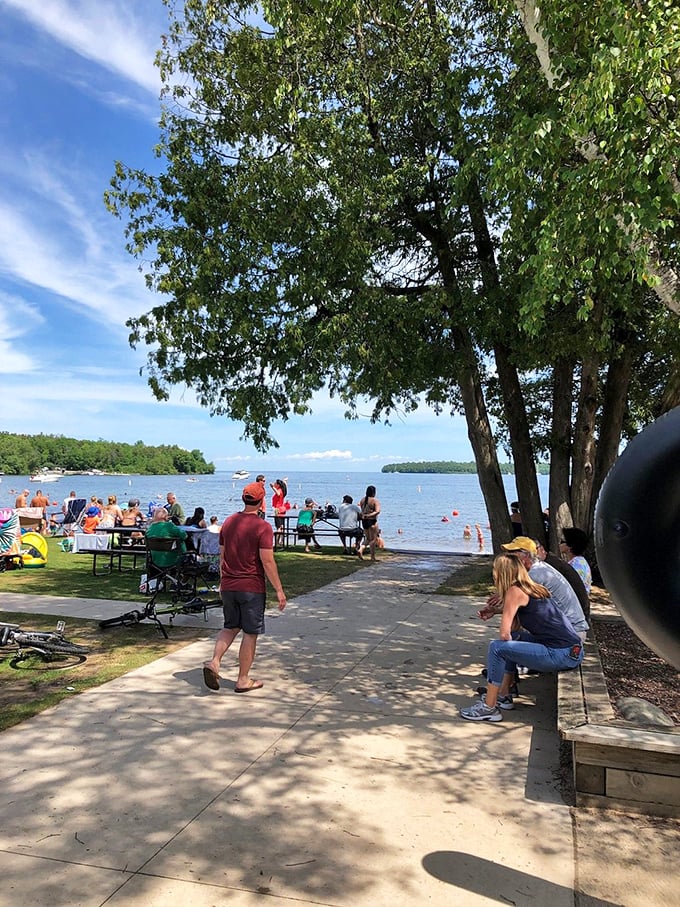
[{"x1": 486, "y1": 632, "x2": 584, "y2": 686}]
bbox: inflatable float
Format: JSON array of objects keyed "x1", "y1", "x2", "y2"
[
  {"x1": 20, "y1": 531, "x2": 48, "y2": 568},
  {"x1": 595, "y1": 406, "x2": 680, "y2": 670}
]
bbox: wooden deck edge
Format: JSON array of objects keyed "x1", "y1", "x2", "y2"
[
  {"x1": 557, "y1": 628, "x2": 680, "y2": 817},
  {"x1": 562, "y1": 719, "x2": 680, "y2": 753}
]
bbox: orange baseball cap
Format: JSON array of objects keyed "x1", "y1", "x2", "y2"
[{"x1": 242, "y1": 482, "x2": 265, "y2": 505}]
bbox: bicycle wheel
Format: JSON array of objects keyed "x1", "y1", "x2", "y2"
[
  {"x1": 40, "y1": 639, "x2": 90, "y2": 657},
  {"x1": 10, "y1": 651, "x2": 87, "y2": 669},
  {"x1": 13, "y1": 633, "x2": 89, "y2": 657},
  {"x1": 99, "y1": 610, "x2": 143, "y2": 629}
]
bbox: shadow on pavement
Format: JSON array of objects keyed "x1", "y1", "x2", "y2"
[{"x1": 422, "y1": 851, "x2": 622, "y2": 906}]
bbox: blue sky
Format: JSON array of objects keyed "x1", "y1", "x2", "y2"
[{"x1": 0, "y1": 0, "x2": 474, "y2": 473}]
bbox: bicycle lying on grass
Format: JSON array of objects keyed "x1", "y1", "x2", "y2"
[
  {"x1": 0, "y1": 620, "x2": 90, "y2": 664},
  {"x1": 99, "y1": 594, "x2": 223, "y2": 639}
]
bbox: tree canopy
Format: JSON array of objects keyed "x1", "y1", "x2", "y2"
[
  {"x1": 0, "y1": 433, "x2": 214, "y2": 476},
  {"x1": 106, "y1": 0, "x2": 679, "y2": 549}
]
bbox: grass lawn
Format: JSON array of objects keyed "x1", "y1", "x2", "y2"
[
  {"x1": 0, "y1": 611, "x2": 201, "y2": 732},
  {"x1": 435, "y1": 555, "x2": 492, "y2": 597},
  {"x1": 0, "y1": 537, "x2": 372, "y2": 601},
  {"x1": 0, "y1": 538, "x2": 376, "y2": 731}
]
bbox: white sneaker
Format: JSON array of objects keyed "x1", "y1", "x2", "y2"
[
  {"x1": 460, "y1": 700, "x2": 503, "y2": 722},
  {"x1": 480, "y1": 693, "x2": 514, "y2": 710}
]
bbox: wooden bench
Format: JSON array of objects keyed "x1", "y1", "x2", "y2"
[
  {"x1": 558, "y1": 628, "x2": 680, "y2": 817},
  {"x1": 293, "y1": 527, "x2": 342, "y2": 545}
]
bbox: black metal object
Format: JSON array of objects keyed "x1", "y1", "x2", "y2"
[{"x1": 595, "y1": 407, "x2": 680, "y2": 670}]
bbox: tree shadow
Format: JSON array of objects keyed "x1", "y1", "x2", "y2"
[{"x1": 422, "y1": 852, "x2": 622, "y2": 906}]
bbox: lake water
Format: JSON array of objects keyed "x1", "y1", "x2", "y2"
[{"x1": 2, "y1": 471, "x2": 550, "y2": 554}]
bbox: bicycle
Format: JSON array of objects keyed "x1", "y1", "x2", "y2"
[
  {"x1": 99, "y1": 593, "x2": 223, "y2": 639},
  {"x1": 0, "y1": 620, "x2": 90, "y2": 663}
]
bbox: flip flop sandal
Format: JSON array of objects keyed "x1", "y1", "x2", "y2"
[
  {"x1": 203, "y1": 665, "x2": 220, "y2": 690},
  {"x1": 234, "y1": 679, "x2": 264, "y2": 693}
]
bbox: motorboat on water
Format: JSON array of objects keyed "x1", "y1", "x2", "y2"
[
  {"x1": 231, "y1": 469, "x2": 250, "y2": 480},
  {"x1": 29, "y1": 470, "x2": 62, "y2": 483}
]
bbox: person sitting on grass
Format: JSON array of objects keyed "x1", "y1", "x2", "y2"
[{"x1": 460, "y1": 553, "x2": 584, "y2": 722}]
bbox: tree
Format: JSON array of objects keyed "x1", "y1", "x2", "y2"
[
  {"x1": 106, "y1": 0, "x2": 678, "y2": 550},
  {"x1": 504, "y1": 0, "x2": 679, "y2": 315}
]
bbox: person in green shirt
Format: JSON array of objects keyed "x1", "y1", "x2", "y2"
[
  {"x1": 145, "y1": 507, "x2": 187, "y2": 568},
  {"x1": 165, "y1": 491, "x2": 185, "y2": 525}
]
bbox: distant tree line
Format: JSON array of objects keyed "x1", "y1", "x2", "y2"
[
  {"x1": 382, "y1": 461, "x2": 550, "y2": 475},
  {"x1": 0, "y1": 433, "x2": 214, "y2": 476}
]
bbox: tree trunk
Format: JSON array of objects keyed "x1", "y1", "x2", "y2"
[
  {"x1": 590, "y1": 341, "x2": 635, "y2": 526},
  {"x1": 463, "y1": 174, "x2": 543, "y2": 541},
  {"x1": 548, "y1": 357, "x2": 574, "y2": 550},
  {"x1": 454, "y1": 329, "x2": 513, "y2": 550},
  {"x1": 494, "y1": 344, "x2": 545, "y2": 542},
  {"x1": 571, "y1": 355, "x2": 599, "y2": 530}
]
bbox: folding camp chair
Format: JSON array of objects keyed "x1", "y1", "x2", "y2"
[
  {"x1": 144, "y1": 536, "x2": 210, "y2": 602},
  {"x1": 59, "y1": 498, "x2": 87, "y2": 536}
]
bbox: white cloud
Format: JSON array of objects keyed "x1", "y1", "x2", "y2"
[
  {"x1": 1, "y1": 0, "x2": 163, "y2": 95},
  {"x1": 0, "y1": 292, "x2": 45, "y2": 373},
  {"x1": 0, "y1": 152, "x2": 154, "y2": 328},
  {"x1": 287, "y1": 450, "x2": 354, "y2": 461}
]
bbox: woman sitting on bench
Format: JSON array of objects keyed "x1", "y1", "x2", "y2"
[{"x1": 460, "y1": 553, "x2": 584, "y2": 723}]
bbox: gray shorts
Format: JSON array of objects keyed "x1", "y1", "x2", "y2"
[{"x1": 221, "y1": 589, "x2": 266, "y2": 635}]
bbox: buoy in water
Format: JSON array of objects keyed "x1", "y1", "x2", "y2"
[{"x1": 452, "y1": 510, "x2": 459, "y2": 516}]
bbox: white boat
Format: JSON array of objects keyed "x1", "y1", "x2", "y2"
[
  {"x1": 29, "y1": 470, "x2": 61, "y2": 483},
  {"x1": 231, "y1": 469, "x2": 250, "y2": 480}
]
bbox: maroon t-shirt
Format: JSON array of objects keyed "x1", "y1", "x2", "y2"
[{"x1": 219, "y1": 512, "x2": 273, "y2": 593}]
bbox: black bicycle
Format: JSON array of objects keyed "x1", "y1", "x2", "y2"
[
  {"x1": 99, "y1": 594, "x2": 222, "y2": 639},
  {"x1": 0, "y1": 620, "x2": 90, "y2": 662}
]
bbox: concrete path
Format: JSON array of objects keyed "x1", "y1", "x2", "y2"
[{"x1": 0, "y1": 553, "x2": 676, "y2": 906}]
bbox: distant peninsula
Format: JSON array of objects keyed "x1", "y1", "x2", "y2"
[
  {"x1": 382, "y1": 461, "x2": 550, "y2": 475},
  {"x1": 0, "y1": 432, "x2": 214, "y2": 476}
]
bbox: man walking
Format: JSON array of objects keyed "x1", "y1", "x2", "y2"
[{"x1": 202, "y1": 482, "x2": 286, "y2": 693}]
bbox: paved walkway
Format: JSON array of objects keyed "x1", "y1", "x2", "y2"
[{"x1": 1, "y1": 553, "x2": 676, "y2": 906}]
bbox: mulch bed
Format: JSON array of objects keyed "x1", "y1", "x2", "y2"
[{"x1": 592, "y1": 616, "x2": 680, "y2": 725}]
